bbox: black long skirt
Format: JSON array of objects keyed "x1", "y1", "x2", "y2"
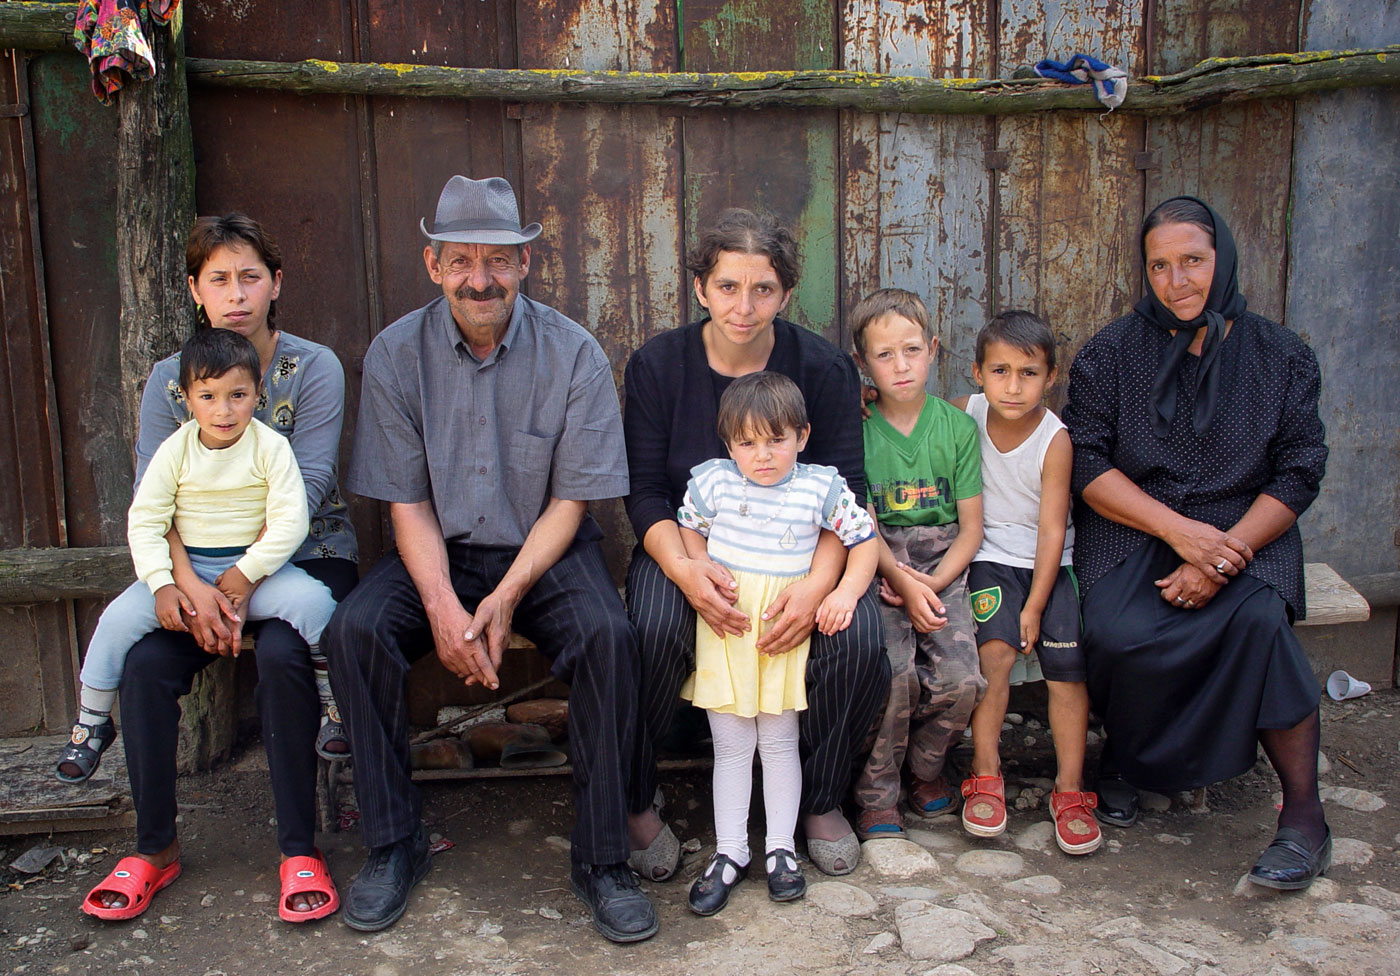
[{"x1": 1082, "y1": 539, "x2": 1320, "y2": 792}]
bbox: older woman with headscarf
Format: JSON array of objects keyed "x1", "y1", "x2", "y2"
[{"x1": 1062, "y1": 196, "x2": 1331, "y2": 889}]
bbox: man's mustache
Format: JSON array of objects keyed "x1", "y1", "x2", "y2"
[{"x1": 456, "y1": 283, "x2": 507, "y2": 302}]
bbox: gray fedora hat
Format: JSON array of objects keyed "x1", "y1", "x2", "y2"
[{"x1": 420, "y1": 175, "x2": 541, "y2": 245}]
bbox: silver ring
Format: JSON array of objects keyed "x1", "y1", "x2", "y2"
[
  {"x1": 1175, "y1": 596, "x2": 1186, "y2": 605},
  {"x1": 1184, "y1": 599, "x2": 1195, "y2": 608},
  {"x1": 1215, "y1": 560, "x2": 1228, "y2": 572}
]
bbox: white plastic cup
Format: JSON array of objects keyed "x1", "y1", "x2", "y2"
[{"x1": 1326, "y1": 669, "x2": 1372, "y2": 702}]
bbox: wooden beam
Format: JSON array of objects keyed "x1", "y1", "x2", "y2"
[
  {"x1": 0, "y1": 3, "x2": 73, "y2": 53},
  {"x1": 116, "y1": 8, "x2": 195, "y2": 443},
  {"x1": 1, "y1": 6, "x2": 1395, "y2": 116},
  {"x1": 177, "y1": 47, "x2": 1400, "y2": 115},
  {"x1": 0, "y1": 546, "x2": 132, "y2": 603}
]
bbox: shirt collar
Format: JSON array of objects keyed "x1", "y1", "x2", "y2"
[{"x1": 440, "y1": 294, "x2": 529, "y2": 366}]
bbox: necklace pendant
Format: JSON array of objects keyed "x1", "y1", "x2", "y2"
[{"x1": 739, "y1": 502, "x2": 749, "y2": 517}]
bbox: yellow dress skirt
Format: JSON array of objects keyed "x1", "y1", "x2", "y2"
[{"x1": 681, "y1": 568, "x2": 809, "y2": 717}]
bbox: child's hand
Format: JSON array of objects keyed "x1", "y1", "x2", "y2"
[
  {"x1": 878, "y1": 575, "x2": 904, "y2": 606},
  {"x1": 1018, "y1": 607, "x2": 1042, "y2": 654},
  {"x1": 890, "y1": 566, "x2": 947, "y2": 633},
  {"x1": 154, "y1": 584, "x2": 194, "y2": 633},
  {"x1": 815, "y1": 589, "x2": 857, "y2": 636},
  {"x1": 214, "y1": 566, "x2": 255, "y2": 615}
]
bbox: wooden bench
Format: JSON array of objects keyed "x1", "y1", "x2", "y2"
[{"x1": 1298, "y1": 563, "x2": 1370, "y2": 626}]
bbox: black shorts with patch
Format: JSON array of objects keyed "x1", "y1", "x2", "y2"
[{"x1": 966, "y1": 561, "x2": 1085, "y2": 682}]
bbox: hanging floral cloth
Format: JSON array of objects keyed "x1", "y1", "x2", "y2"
[{"x1": 72, "y1": 1, "x2": 182, "y2": 104}]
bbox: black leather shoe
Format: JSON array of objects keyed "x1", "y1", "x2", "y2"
[
  {"x1": 1249, "y1": 826, "x2": 1332, "y2": 890},
  {"x1": 687, "y1": 852, "x2": 748, "y2": 916},
  {"x1": 764, "y1": 848, "x2": 806, "y2": 902},
  {"x1": 1093, "y1": 775, "x2": 1140, "y2": 828},
  {"x1": 343, "y1": 825, "x2": 430, "y2": 931},
  {"x1": 570, "y1": 863, "x2": 659, "y2": 943}
]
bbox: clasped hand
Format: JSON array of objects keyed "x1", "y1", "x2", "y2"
[
  {"x1": 879, "y1": 563, "x2": 947, "y2": 633},
  {"x1": 432, "y1": 592, "x2": 515, "y2": 690}
]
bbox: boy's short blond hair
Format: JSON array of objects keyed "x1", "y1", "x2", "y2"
[{"x1": 850, "y1": 288, "x2": 934, "y2": 356}]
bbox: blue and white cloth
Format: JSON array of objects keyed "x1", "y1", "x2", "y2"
[{"x1": 1034, "y1": 53, "x2": 1129, "y2": 110}]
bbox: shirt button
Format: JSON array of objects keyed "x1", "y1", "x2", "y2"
[
  {"x1": 478, "y1": 516, "x2": 486, "y2": 524},
  {"x1": 478, "y1": 416, "x2": 486, "y2": 425},
  {"x1": 478, "y1": 466, "x2": 487, "y2": 475}
]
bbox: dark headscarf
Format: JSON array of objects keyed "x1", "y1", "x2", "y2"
[{"x1": 1133, "y1": 196, "x2": 1247, "y2": 437}]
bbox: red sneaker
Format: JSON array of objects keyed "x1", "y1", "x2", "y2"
[
  {"x1": 960, "y1": 775, "x2": 1007, "y2": 837},
  {"x1": 1049, "y1": 790, "x2": 1103, "y2": 855}
]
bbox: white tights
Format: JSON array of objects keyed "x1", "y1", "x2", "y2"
[{"x1": 708, "y1": 708, "x2": 801, "y2": 875}]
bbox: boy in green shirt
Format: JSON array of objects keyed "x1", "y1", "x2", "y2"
[{"x1": 851, "y1": 289, "x2": 986, "y2": 838}]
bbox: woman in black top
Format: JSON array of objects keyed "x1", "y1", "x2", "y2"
[
  {"x1": 623, "y1": 209, "x2": 888, "y2": 878},
  {"x1": 1062, "y1": 197, "x2": 1330, "y2": 889}
]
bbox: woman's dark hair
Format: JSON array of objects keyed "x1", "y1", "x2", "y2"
[
  {"x1": 975, "y1": 309, "x2": 1058, "y2": 371},
  {"x1": 185, "y1": 213, "x2": 284, "y2": 327},
  {"x1": 716, "y1": 371, "x2": 808, "y2": 444},
  {"x1": 1142, "y1": 197, "x2": 1215, "y2": 247},
  {"x1": 686, "y1": 209, "x2": 800, "y2": 292},
  {"x1": 178, "y1": 327, "x2": 262, "y2": 393}
]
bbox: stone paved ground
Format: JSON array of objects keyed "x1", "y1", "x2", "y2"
[{"x1": 2, "y1": 692, "x2": 1398, "y2": 976}]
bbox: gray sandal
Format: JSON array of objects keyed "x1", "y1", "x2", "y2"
[
  {"x1": 628, "y1": 823, "x2": 681, "y2": 882},
  {"x1": 807, "y1": 831, "x2": 860, "y2": 876}
]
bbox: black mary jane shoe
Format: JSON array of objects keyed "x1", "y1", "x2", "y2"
[
  {"x1": 1248, "y1": 826, "x2": 1332, "y2": 890},
  {"x1": 1093, "y1": 775, "x2": 1140, "y2": 828},
  {"x1": 688, "y1": 852, "x2": 748, "y2": 916},
  {"x1": 765, "y1": 848, "x2": 806, "y2": 902}
]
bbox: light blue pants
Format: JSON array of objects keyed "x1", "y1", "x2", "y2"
[{"x1": 79, "y1": 549, "x2": 337, "y2": 691}]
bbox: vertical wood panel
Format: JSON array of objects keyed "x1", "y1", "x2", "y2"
[
  {"x1": 1145, "y1": 0, "x2": 1299, "y2": 323},
  {"x1": 682, "y1": 1, "x2": 841, "y2": 344},
  {"x1": 517, "y1": 1, "x2": 683, "y2": 580},
  {"x1": 842, "y1": 1, "x2": 994, "y2": 396},
  {"x1": 1287, "y1": 0, "x2": 1400, "y2": 576},
  {"x1": 996, "y1": 0, "x2": 1145, "y2": 404},
  {"x1": 0, "y1": 51, "x2": 75, "y2": 732}
]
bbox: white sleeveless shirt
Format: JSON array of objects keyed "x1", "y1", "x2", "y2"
[{"x1": 965, "y1": 394, "x2": 1073, "y2": 569}]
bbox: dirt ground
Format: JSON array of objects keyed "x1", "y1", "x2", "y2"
[{"x1": 2, "y1": 692, "x2": 1398, "y2": 976}]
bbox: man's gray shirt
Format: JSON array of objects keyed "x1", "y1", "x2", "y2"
[{"x1": 348, "y1": 293, "x2": 629, "y2": 547}]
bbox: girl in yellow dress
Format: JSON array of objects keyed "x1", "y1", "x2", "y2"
[{"x1": 677, "y1": 372, "x2": 878, "y2": 915}]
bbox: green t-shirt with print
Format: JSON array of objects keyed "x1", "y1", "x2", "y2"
[{"x1": 864, "y1": 394, "x2": 982, "y2": 527}]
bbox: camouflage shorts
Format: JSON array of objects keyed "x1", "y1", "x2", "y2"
[{"x1": 855, "y1": 521, "x2": 986, "y2": 812}]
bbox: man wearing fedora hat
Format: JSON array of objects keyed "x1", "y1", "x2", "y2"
[{"x1": 324, "y1": 176, "x2": 657, "y2": 942}]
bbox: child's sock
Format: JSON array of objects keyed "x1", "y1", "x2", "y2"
[
  {"x1": 756, "y1": 709, "x2": 801, "y2": 861},
  {"x1": 309, "y1": 645, "x2": 336, "y2": 718},
  {"x1": 78, "y1": 685, "x2": 116, "y2": 727},
  {"x1": 708, "y1": 710, "x2": 756, "y2": 874}
]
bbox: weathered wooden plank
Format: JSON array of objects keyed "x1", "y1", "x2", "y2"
[
  {"x1": 0, "y1": 2, "x2": 71, "y2": 52},
  {"x1": 164, "y1": 49, "x2": 1400, "y2": 112},
  {"x1": 116, "y1": 9, "x2": 195, "y2": 451},
  {"x1": 1287, "y1": 0, "x2": 1400, "y2": 580},
  {"x1": 842, "y1": 1, "x2": 994, "y2": 394},
  {"x1": 1297, "y1": 563, "x2": 1370, "y2": 626},
  {"x1": 682, "y1": 0, "x2": 841, "y2": 344},
  {"x1": 1145, "y1": 1, "x2": 1300, "y2": 323},
  {"x1": 996, "y1": 0, "x2": 1146, "y2": 402},
  {"x1": 0, "y1": 546, "x2": 131, "y2": 603},
  {"x1": 516, "y1": 1, "x2": 683, "y2": 582}
]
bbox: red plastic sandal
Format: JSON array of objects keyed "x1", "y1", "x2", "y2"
[
  {"x1": 278, "y1": 851, "x2": 341, "y2": 922},
  {"x1": 960, "y1": 775, "x2": 1008, "y2": 837},
  {"x1": 1049, "y1": 790, "x2": 1103, "y2": 855},
  {"x1": 81, "y1": 856, "x2": 182, "y2": 921}
]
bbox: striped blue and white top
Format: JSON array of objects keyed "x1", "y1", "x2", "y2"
[{"x1": 678, "y1": 459, "x2": 874, "y2": 577}]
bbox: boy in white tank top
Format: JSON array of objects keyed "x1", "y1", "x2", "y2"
[{"x1": 952, "y1": 311, "x2": 1101, "y2": 857}]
